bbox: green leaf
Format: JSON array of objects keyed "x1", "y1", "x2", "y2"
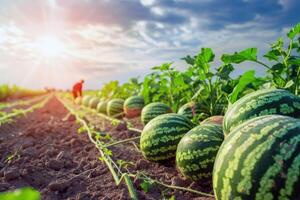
[
  {"x1": 194, "y1": 48, "x2": 215, "y2": 72},
  {"x1": 288, "y1": 58, "x2": 300, "y2": 66},
  {"x1": 272, "y1": 38, "x2": 284, "y2": 50},
  {"x1": 216, "y1": 64, "x2": 234, "y2": 79},
  {"x1": 0, "y1": 188, "x2": 40, "y2": 200},
  {"x1": 181, "y1": 55, "x2": 195, "y2": 65},
  {"x1": 221, "y1": 48, "x2": 258, "y2": 64},
  {"x1": 270, "y1": 63, "x2": 285, "y2": 73},
  {"x1": 140, "y1": 180, "x2": 153, "y2": 193},
  {"x1": 263, "y1": 49, "x2": 280, "y2": 61},
  {"x1": 229, "y1": 70, "x2": 256, "y2": 103},
  {"x1": 287, "y1": 23, "x2": 300, "y2": 40}
]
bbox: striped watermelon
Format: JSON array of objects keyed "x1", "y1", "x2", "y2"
[
  {"x1": 177, "y1": 102, "x2": 204, "y2": 120},
  {"x1": 141, "y1": 102, "x2": 172, "y2": 125},
  {"x1": 89, "y1": 97, "x2": 100, "y2": 109},
  {"x1": 97, "y1": 101, "x2": 108, "y2": 114},
  {"x1": 124, "y1": 96, "x2": 145, "y2": 118},
  {"x1": 82, "y1": 95, "x2": 92, "y2": 107},
  {"x1": 140, "y1": 113, "x2": 192, "y2": 162},
  {"x1": 213, "y1": 115, "x2": 300, "y2": 200},
  {"x1": 176, "y1": 124, "x2": 223, "y2": 181},
  {"x1": 107, "y1": 99, "x2": 125, "y2": 117},
  {"x1": 201, "y1": 116, "x2": 224, "y2": 125},
  {"x1": 223, "y1": 89, "x2": 300, "y2": 135}
]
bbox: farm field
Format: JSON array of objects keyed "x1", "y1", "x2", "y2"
[
  {"x1": 0, "y1": 94, "x2": 214, "y2": 200},
  {"x1": 1, "y1": 1, "x2": 300, "y2": 200}
]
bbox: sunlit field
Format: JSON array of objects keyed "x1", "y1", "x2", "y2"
[{"x1": 1, "y1": 0, "x2": 300, "y2": 199}]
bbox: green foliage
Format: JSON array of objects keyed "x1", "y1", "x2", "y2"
[
  {"x1": 141, "y1": 63, "x2": 194, "y2": 111},
  {"x1": 98, "y1": 78, "x2": 142, "y2": 100},
  {"x1": 228, "y1": 70, "x2": 260, "y2": 103},
  {"x1": 84, "y1": 22, "x2": 300, "y2": 121},
  {"x1": 0, "y1": 84, "x2": 45, "y2": 101},
  {"x1": 223, "y1": 22, "x2": 300, "y2": 95},
  {"x1": 0, "y1": 187, "x2": 40, "y2": 200}
]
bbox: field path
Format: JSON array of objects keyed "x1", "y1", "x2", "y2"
[
  {"x1": 0, "y1": 96, "x2": 214, "y2": 200},
  {"x1": 0, "y1": 96, "x2": 129, "y2": 200}
]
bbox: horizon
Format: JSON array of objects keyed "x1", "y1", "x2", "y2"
[{"x1": 1, "y1": 0, "x2": 300, "y2": 90}]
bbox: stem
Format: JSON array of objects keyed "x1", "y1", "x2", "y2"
[
  {"x1": 295, "y1": 67, "x2": 300, "y2": 95},
  {"x1": 254, "y1": 60, "x2": 286, "y2": 85},
  {"x1": 128, "y1": 127, "x2": 142, "y2": 133},
  {"x1": 284, "y1": 40, "x2": 293, "y2": 67},
  {"x1": 153, "y1": 180, "x2": 215, "y2": 198},
  {"x1": 124, "y1": 174, "x2": 138, "y2": 200},
  {"x1": 58, "y1": 96, "x2": 138, "y2": 200},
  {"x1": 128, "y1": 174, "x2": 214, "y2": 198},
  {"x1": 254, "y1": 60, "x2": 271, "y2": 70},
  {"x1": 105, "y1": 136, "x2": 141, "y2": 148}
]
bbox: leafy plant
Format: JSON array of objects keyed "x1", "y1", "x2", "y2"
[
  {"x1": 98, "y1": 78, "x2": 142, "y2": 100},
  {"x1": 222, "y1": 22, "x2": 300, "y2": 95}
]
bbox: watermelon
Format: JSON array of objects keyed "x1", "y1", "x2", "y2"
[
  {"x1": 176, "y1": 124, "x2": 223, "y2": 182},
  {"x1": 124, "y1": 96, "x2": 145, "y2": 118},
  {"x1": 213, "y1": 115, "x2": 300, "y2": 200},
  {"x1": 140, "y1": 113, "x2": 192, "y2": 162},
  {"x1": 141, "y1": 102, "x2": 172, "y2": 125},
  {"x1": 82, "y1": 95, "x2": 92, "y2": 107},
  {"x1": 89, "y1": 97, "x2": 100, "y2": 109},
  {"x1": 201, "y1": 116, "x2": 224, "y2": 125},
  {"x1": 223, "y1": 89, "x2": 300, "y2": 135},
  {"x1": 97, "y1": 101, "x2": 108, "y2": 114},
  {"x1": 177, "y1": 102, "x2": 204, "y2": 120},
  {"x1": 107, "y1": 99, "x2": 125, "y2": 117}
]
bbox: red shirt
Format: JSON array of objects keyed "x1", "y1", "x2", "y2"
[{"x1": 72, "y1": 82, "x2": 83, "y2": 93}]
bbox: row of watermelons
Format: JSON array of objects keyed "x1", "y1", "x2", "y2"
[{"x1": 76, "y1": 89, "x2": 300, "y2": 200}]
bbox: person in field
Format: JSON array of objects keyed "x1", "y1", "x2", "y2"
[{"x1": 72, "y1": 79, "x2": 84, "y2": 99}]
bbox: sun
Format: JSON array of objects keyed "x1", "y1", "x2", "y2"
[{"x1": 34, "y1": 35, "x2": 66, "y2": 58}]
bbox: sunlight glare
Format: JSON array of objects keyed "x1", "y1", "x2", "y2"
[{"x1": 35, "y1": 35, "x2": 66, "y2": 58}]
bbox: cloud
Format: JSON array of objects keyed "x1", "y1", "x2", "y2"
[{"x1": 0, "y1": 0, "x2": 299, "y2": 89}]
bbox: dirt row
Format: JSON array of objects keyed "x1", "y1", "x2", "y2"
[{"x1": 0, "y1": 96, "x2": 214, "y2": 199}]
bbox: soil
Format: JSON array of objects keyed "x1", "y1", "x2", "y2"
[{"x1": 0, "y1": 96, "x2": 214, "y2": 200}]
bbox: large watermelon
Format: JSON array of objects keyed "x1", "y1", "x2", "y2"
[
  {"x1": 89, "y1": 97, "x2": 100, "y2": 109},
  {"x1": 124, "y1": 96, "x2": 145, "y2": 118},
  {"x1": 140, "y1": 113, "x2": 192, "y2": 162},
  {"x1": 107, "y1": 99, "x2": 125, "y2": 117},
  {"x1": 213, "y1": 115, "x2": 300, "y2": 200},
  {"x1": 141, "y1": 102, "x2": 172, "y2": 125},
  {"x1": 177, "y1": 102, "x2": 205, "y2": 120},
  {"x1": 97, "y1": 101, "x2": 108, "y2": 114},
  {"x1": 176, "y1": 124, "x2": 223, "y2": 181},
  {"x1": 223, "y1": 89, "x2": 300, "y2": 135},
  {"x1": 82, "y1": 95, "x2": 92, "y2": 107}
]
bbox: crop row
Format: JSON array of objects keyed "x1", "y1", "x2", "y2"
[
  {"x1": 0, "y1": 95, "x2": 51, "y2": 126},
  {"x1": 58, "y1": 95, "x2": 218, "y2": 199},
  {"x1": 73, "y1": 87, "x2": 300, "y2": 200},
  {"x1": 70, "y1": 23, "x2": 300, "y2": 200}
]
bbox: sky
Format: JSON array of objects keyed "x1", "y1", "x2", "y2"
[{"x1": 0, "y1": 0, "x2": 299, "y2": 89}]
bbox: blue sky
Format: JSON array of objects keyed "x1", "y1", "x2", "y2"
[{"x1": 0, "y1": 0, "x2": 299, "y2": 89}]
